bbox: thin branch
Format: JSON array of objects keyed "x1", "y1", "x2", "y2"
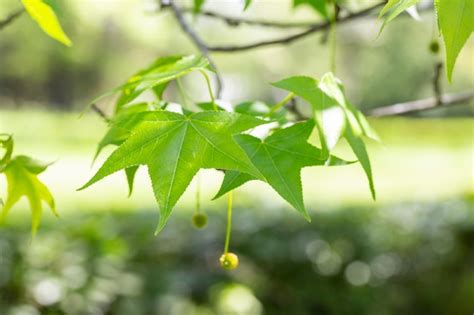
[
  {"x1": 91, "y1": 104, "x2": 110, "y2": 122},
  {"x1": 206, "y1": 2, "x2": 385, "y2": 52},
  {"x1": 0, "y1": 9, "x2": 24, "y2": 31},
  {"x1": 178, "y1": 8, "x2": 323, "y2": 29},
  {"x1": 161, "y1": 2, "x2": 431, "y2": 30},
  {"x1": 167, "y1": 0, "x2": 224, "y2": 98},
  {"x1": 368, "y1": 92, "x2": 474, "y2": 117}
]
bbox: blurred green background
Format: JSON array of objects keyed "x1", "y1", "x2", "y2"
[{"x1": 0, "y1": 0, "x2": 473, "y2": 314}]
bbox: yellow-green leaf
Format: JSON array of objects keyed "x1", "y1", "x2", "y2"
[
  {"x1": 435, "y1": 0, "x2": 474, "y2": 81},
  {"x1": 21, "y1": 0, "x2": 72, "y2": 47},
  {"x1": 1, "y1": 157, "x2": 57, "y2": 237}
]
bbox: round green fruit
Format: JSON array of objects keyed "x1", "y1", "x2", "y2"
[
  {"x1": 192, "y1": 213, "x2": 208, "y2": 229},
  {"x1": 220, "y1": 252, "x2": 239, "y2": 270},
  {"x1": 429, "y1": 40, "x2": 439, "y2": 54}
]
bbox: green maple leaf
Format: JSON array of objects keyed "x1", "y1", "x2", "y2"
[
  {"x1": 94, "y1": 102, "x2": 164, "y2": 196},
  {"x1": 214, "y1": 120, "x2": 353, "y2": 220},
  {"x1": 80, "y1": 111, "x2": 267, "y2": 233},
  {"x1": 378, "y1": 0, "x2": 420, "y2": 32},
  {"x1": 92, "y1": 55, "x2": 210, "y2": 112},
  {"x1": 273, "y1": 73, "x2": 378, "y2": 200},
  {"x1": 234, "y1": 101, "x2": 288, "y2": 125},
  {"x1": 1, "y1": 156, "x2": 57, "y2": 236},
  {"x1": 435, "y1": 0, "x2": 473, "y2": 81},
  {"x1": 293, "y1": 0, "x2": 328, "y2": 18}
]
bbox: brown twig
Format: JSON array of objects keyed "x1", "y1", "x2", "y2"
[
  {"x1": 167, "y1": 0, "x2": 224, "y2": 98},
  {"x1": 0, "y1": 9, "x2": 24, "y2": 31},
  {"x1": 177, "y1": 8, "x2": 324, "y2": 29},
  {"x1": 206, "y1": 2, "x2": 385, "y2": 52},
  {"x1": 91, "y1": 104, "x2": 110, "y2": 122}
]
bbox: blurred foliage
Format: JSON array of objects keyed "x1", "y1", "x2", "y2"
[
  {"x1": 0, "y1": 0, "x2": 472, "y2": 114},
  {"x1": 0, "y1": 196, "x2": 473, "y2": 315}
]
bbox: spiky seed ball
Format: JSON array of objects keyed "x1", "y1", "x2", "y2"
[
  {"x1": 429, "y1": 40, "x2": 440, "y2": 54},
  {"x1": 192, "y1": 213, "x2": 208, "y2": 229},
  {"x1": 220, "y1": 252, "x2": 239, "y2": 270}
]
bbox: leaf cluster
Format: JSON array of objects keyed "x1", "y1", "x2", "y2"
[{"x1": 83, "y1": 55, "x2": 378, "y2": 233}]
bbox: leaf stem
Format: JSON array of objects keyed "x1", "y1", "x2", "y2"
[
  {"x1": 199, "y1": 70, "x2": 217, "y2": 111},
  {"x1": 195, "y1": 173, "x2": 201, "y2": 213},
  {"x1": 267, "y1": 92, "x2": 295, "y2": 117},
  {"x1": 329, "y1": 1, "x2": 338, "y2": 73},
  {"x1": 223, "y1": 191, "x2": 233, "y2": 254}
]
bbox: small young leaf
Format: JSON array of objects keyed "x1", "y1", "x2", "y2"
[
  {"x1": 80, "y1": 111, "x2": 267, "y2": 234},
  {"x1": 92, "y1": 55, "x2": 210, "y2": 113},
  {"x1": 378, "y1": 0, "x2": 420, "y2": 32},
  {"x1": 21, "y1": 0, "x2": 72, "y2": 46},
  {"x1": 1, "y1": 157, "x2": 57, "y2": 236},
  {"x1": 214, "y1": 120, "x2": 353, "y2": 220},
  {"x1": 435, "y1": 0, "x2": 473, "y2": 81}
]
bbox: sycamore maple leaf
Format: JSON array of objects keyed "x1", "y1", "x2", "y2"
[
  {"x1": 214, "y1": 119, "x2": 353, "y2": 220},
  {"x1": 80, "y1": 111, "x2": 267, "y2": 233},
  {"x1": 1, "y1": 156, "x2": 57, "y2": 236}
]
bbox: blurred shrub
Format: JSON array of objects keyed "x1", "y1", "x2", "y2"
[{"x1": 0, "y1": 197, "x2": 473, "y2": 315}]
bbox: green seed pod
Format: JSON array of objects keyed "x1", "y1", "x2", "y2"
[
  {"x1": 220, "y1": 252, "x2": 239, "y2": 270},
  {"x1": 192, "y1": 212, "x2": 208, "y2": 229},
  {"x1": 429, "y1": 40, "x2": 439, "y2": 54}
]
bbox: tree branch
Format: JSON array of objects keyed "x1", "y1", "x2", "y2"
[
  {"x1": 161, "y1": 1, "x2": 432, "y2": 30},
  {"x1": 0, "y1": 9, "x2": 24, "y2": 31},
  {"x1": 368, "y1": 92, "x2": 474, "y2": 117},
  {"x1": 91, "y1": 104, "x2": 111, "y2": 122},
  {"x1": 206, "y1": 2, "x2": 385, "y2": 52},
  {"x1": 167, "y1": 0, "x2": 224, "y2": 98},
  {"x1": 176, "y1": 8, "x2": 323, "y2": 29}
]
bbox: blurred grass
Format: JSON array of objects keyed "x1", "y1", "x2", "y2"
[{"x1": 1, "y1": 197, "x2": 473, "y2": 315}]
